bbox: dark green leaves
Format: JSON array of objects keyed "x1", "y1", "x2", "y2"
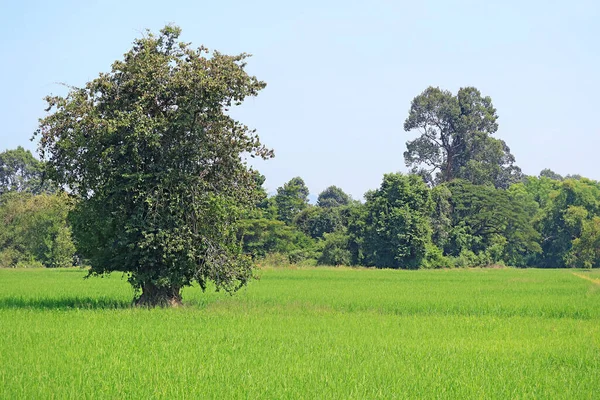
[
  {"x1": 0, "y1": 147, "x2": 52, "y2": 195},
  {"x1": 274, "y1": 177, "x2": 309, "y2": 224},
  {"x1": 36, "y1": 26, "x2": 272, "y2": 304},
  {"x1": 361, "y1": 173, "x2": 433, "y2": 269},
  {"x1": 404, "y1": 86, "x2": 521, "y2": 187}
]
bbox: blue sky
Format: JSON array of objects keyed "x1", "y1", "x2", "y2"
[{"x1": 1, "y1": 0, "x2": 598, "y2": 199}]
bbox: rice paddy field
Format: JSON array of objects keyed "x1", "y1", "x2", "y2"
[{"x1": 1, "y1": 267, "x2": 599, "y2": 399}]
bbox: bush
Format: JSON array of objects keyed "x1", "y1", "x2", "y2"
[
  {"x1": 0, "y1": 248, "x2": 24, "y2": 268},
  {"x1": 422, "y1": 244, "x2": 451, "y2": 269},
  {"x1": 318, "y1": 232, "x2": 351, "y2": 266},
  {"x1": 453, "y1": 250, "x2": 479, "y2": 268}
]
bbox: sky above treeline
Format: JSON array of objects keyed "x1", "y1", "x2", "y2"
[{"x1": 1, "y1": 0, "x2": 598, "y2": 199}]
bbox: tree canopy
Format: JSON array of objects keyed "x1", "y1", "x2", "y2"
[
  {"x1": 0, "y1": 146, "x2": 50, "y2": 195},
  {"x1": 403, "y1": 86, "x2": 521, "y2": 188},
  {"x1": 36, "y1": 26, "x2": 272, "y2": 306},
  {"x1": 535, "y1": 178, "x2": 600, "y2": 268},
  {"x1": 361, "y1": 173, "x2": 432, "y2": 269},
  {"x1": 274, "y1": 177, "x2": 309, "y2": 224},
  {"x1": 442, "y1": 180, "x2": 541, "y2": 266},
  {"x1": 317, "y1": 186, "x2": 351, "y2": 208}
]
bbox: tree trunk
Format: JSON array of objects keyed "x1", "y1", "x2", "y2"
[{"x1": 135, "y1": 282, "x2": 182, "y2": 307}]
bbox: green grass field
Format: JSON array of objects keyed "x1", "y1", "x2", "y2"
[{"x1": 1, "y1": 267, "x2": 599, "y2": 399}]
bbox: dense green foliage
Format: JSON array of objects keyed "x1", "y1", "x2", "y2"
[
  {"x1": 230, "y1": 85, "x2": 600, "y2": 270},
  {"x1": 403, "y1": 87, "x2": 521, "y2": 188},
  {"x1": 534, "y1": 178, "x2": 600, "y2": 268},
  {"x1": 35, "y1": 26, "x2": 272, "y2": 305},
  {"x1": 0, "y1": 147, "x2": 72, "y2": 268},
  {"x1": 360, "y1": 173, "x2": 432, "y2": 269},
  {"x1": 235, "y1": 171, "x2": 600, "y2": 269},
  {"x1": 236, "y1": 218, "x2": 316, "y2": 263},
  {"x1": 0, "y1": 192, "x2": 75, "y2": 268},
  {"x1": 0, "y1": 147, "x2": 53, "y2": 195},
  {"x1": 440, "y1": 180, "x2": 541, "y2": 266},
  {"x1": 3, "y1": 32, "x2": 600, "y2": 278},
  {"x1": 316, "y1": 185, "x2": 351, "y2": 208},
  {"x1": 273, "y1": 176, "x2": 310, "y2": 224},
  {"x1": 1, "y1": 268, "x2": 599, "y2": 398},
  {"x1": 4, "y1": 158, "x2": 593, "y2": 271}
]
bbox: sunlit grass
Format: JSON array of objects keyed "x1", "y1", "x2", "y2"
[{"x1": 1, "y1": 267, "x2": 599, "y2": 398}]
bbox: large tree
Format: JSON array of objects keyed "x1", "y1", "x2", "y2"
[
  {"x1": 361, "y1": 173, "x2": 433, "y2": 269},
  {"x1": 403, "y1": 86, "x2": 521, "y2": 188},
  {"x1": 36, "y1": 26, "x2": 272, "y2": 306}
]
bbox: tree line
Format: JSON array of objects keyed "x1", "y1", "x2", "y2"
[
  {"x1": 238, "y1": 172, "x2": 600, "y2": 269},
  {"x1": 3, "y1": 136, "x2": 599, "y2": 271},
  {"x1": 233, "y1": 86, "x2": 600, "y2": 270},
  {"x1": 1, "y1": 26, "x2": 598, "y2": 306},
  {"x1": 5, "y1": 144, "x2": 598, "y2": 271}
]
